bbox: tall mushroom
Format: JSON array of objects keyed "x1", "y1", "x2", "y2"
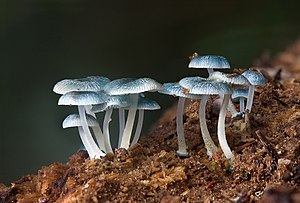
[
  {"x1": 103, "y1": 78, "x2": 161, "y2": 149},
  {"x1": 159, "y1": 82, "x2": 202, "y2": 157},
  {"x1": 208, "y1": 71, "x2": 250, "y2": 159},
  {"x1": 53, "y1": 76, "x2": 110, "y2": 152},
  {"x1": 242, "y1": 70, "x2": 266, "y2": 113},
  {"x1": 188, "y1": 55, "x2": 231, "y2": 76}
]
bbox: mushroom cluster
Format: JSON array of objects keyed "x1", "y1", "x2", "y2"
[
  {"x1": 53, "y1": 55, "x2": 265, "y2": 161},
  {"x1": 159, "y1": 54, "x2": 265, "y2": 161},
  {"x1": 53, "y1": 76, "x2": 161, "y2": 159}
]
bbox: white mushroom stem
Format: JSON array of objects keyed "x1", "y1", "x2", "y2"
[
  {"x1": 245, "y1": 85, "x2": 255, "y2": 112},
  {"x1": 176, "y1": 97, "x2": 188, "y2": 156},
  {"x1": 207, "y1": 68, "x2": 214, "y2": 76},
  {"x1": 103, "y1": 108, "x2": 113, "y2": 153},
  {"x1": 118, "y1": 108, "x2": 125, "y2": 147},
  {"x1": 85, "y1": 105, "x2": 106, "y2": 153},
  {"x1": 228, "y1": 99, "x2": 239, "y2": 118},
  {"x1": 131, "y1": 109, "x2": 144, "y2": 146},
  {"x1": 239, "y1": 97, "x2": 245, "y2": 113},
  {"x1": 199, "y1": 95, "x2": 219, "y2": 158},
  {"x1": 78, "y1": 127, "x2": 104, "y2": 158},
  {"x1": 78, "y1": 106, "x2": 104, "y2": 158},
  {"x1": 220, "y1": 95, "x2": 239, "y2": 118},
  {"x1": 120, "y1": 94, "x2": 138, "y2": 149},
  {"x1": 90, "y1": 125, "x2": 106, "y2": 153},
  {"x1": 217, "y1": 94, "x2": 234, "y2": 160}
]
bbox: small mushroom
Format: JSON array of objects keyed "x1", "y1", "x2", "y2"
[
  {"x1": 58, "y1": 91, "x2": 108, "y2": 158},
  {"x1": 231, "y1": 89, "x2": 248, "y2": 115},
  {"x1": 63, "y1": 114, "x2": 105, "y2": 156},
  {"x1": 159, "y1": 82, "x2": 202, "y2": 157},
  {"x1": 242, "y1": 70, "x2": 266, "y2": 112},
  {"x1": 188, "y1": 55, "x2": 231, "y2": 76},
  {"x1": 104, "y1": 78, "x2": 161, "y2": 149}
]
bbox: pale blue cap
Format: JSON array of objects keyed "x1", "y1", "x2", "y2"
[
  {"x1": 91, "y1": 95, "x2": 131, "y2": 113},
  {"x1": 104, "y1": 78, "x2": 162, "y2": 95},
  {"x1": 189, "y1": 55, "x2": 230, "y2": 69},
  {"x1": 53, "y1": 76, "x2": 110, "y2": 95},
  {"x1": 159, "y1": 82, "x2": 202, "y2": 100},
  {"x1": 209, "y1": 71, "x2": 250, "y2": 86},
  {"x1": 58, "y1": 91, "x2": 108, "y2": 106},
  {"x1": 231, "y1": 89, "x2": 248, "y2": 102},
  {"x1": 62, "y1": 114, "x2": 99, "y2": 128},
  {"x1": 242, "y1": 70, "x2": 266, "y2": 85}
]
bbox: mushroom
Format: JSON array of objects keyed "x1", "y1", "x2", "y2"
[
  {"x1": 91, "y1": 95, "x2": 131, "y2": 153},
  {"x1": 159, "y1": 82, "x2": 202, "y2": 157},
  {"x1": 103, "y1": 78, "x2": 161, "y2": 149},
  {"x1": 231, "y1": 89, "x2": 248, "y2": 115},
  {"x1": 62, "y1": 114, "x2": 106, "y2": 157},
  {"x1": 242, "y1": 70, "x2": 266, "y2": 112},
  {"x1": 130, "y1": 96, "x2": 160, "y2": 146},
  {"x1": 188, "y1": 55, "x2": 231, "y2": 76},
  {"x1": 179, "y1": 78, "x2": 231, "y2": 158},
  {"x1": 208, "y1": 71, "x2": 250, "y2": 160},
  {"x1": 58, "y1": 91, "x2": 108, "y2": 158},
  {"x1": 53, "y1": 76, "x2": 110, "y2": 152}
]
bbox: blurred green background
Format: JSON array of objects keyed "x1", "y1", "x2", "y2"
[{"x1": 1, "y1": 0, "x2": 300, "y2": 185}]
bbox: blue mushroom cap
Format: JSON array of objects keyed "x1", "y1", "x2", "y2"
[
  {"x1": 53, "y1": 76, "x2": 111, "y2": 95},
  {"x1": 183, "y1": 80, "x2": 232, "y2": 95},
  {"x1": 209, "y1": 71, "x2": 250, "y2": 86},
  {"x1": 159, "y1": 82, "x2": 202, "y2": 99},
  {"x1": 91, "y1": 95, "x2": 131, "y2": 113},
  {"x1": 135, "y1": 97, "x2": 160, "y2": 110},
  {"x1": 242, "y1": 70, "x2": 266, "y2": 85},
  {"x1": 178, "y1": 76, "x2": 207, "y2": 90},
  {"x1": 231, "y1": 89, "x2": 248, "y2": 101},
  {"x1": 188, "y1": 55, "x2": 231, "y2": 70},
  {"x1": 58, "y1": 91, "x2": 109, "y2": 106},
  {"x1": 62, "y1": 114, "x2": 99, "y2": 128},
  {"x1": 103, "y1": 78, "x2": 162, "y2": 95}
]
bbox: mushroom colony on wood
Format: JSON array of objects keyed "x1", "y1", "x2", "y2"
[
  {"x1": 53, "y1": 77, "x2": 161, "y2": 159},
  {"x1": 53, "y1": 55, "x2": 266, "y2": 163}
]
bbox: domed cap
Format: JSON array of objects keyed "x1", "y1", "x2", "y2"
[
  {"x1": 53, "y1": 76, "x2": 110, "y2": 95},
  {"x1": 159, "y1": 82, "x2": 202, "y2": 100},
  {"x1": 188, "y1": 55, "x2": 230, "y2": 69},
  {"x1": 185, "y1": 81, "x2": 232, "y2": 95},
  {"x1": 91, "y1": 95, "x2": 131, "y2": 113},
  {"x1": 242, "y1": 70, "x2": 266, "y2": 85},
  {"x1": 209, "y1": 71, "x2": 250, "y2": 86},
  {"x1": 231, "y1": 89, "x2": 248, "y2": 102},
  {"x1": 178, "y1": 76, "x2": 207, "y2": 90},
  {"x1": 62, "y1": 114, "x2": 99, "y2": 128},
  {"x1": 103, "y1": 78, "x2": 162, "y2": 95},
  {"x1": 135, "y1": 97, "x2": 160, "y2": 110},
  {"x1": 58, "y1": 91, "x2": 109, "y2": 106}
]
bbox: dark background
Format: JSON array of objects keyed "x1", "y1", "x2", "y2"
[{"x1": 1, "y1": 0, "x2": 300, "y2": 185}]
